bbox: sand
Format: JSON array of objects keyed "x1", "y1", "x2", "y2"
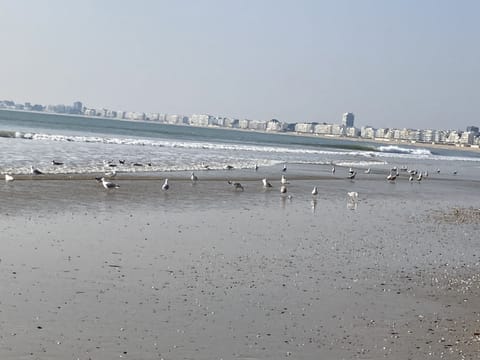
[{"x1": 0, "y1": 169, "x2": 479, "y2": 359}]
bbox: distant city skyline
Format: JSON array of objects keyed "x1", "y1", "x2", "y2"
[
  {"x1": 3, "y1": 98, "x2": 479, "y2": 148},
  {"x1": 1, "y1": 1, "x2": 479, "y2": 130}
]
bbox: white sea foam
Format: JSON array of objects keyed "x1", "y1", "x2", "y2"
[
  {"x1": 335, "y1": 160, "x2": 388, "y2": 168},
  {"x1": 377, "y1": 145, "x2": 432, "y2": 156}
]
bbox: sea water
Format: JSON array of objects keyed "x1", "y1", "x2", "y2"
[{"x1": 1, "y1": 109, "x2": 480, "y2": 179}]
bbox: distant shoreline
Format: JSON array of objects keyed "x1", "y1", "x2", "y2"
[
  {"x1": 292, "y1": 132, "x2": 480, "y2": 153},
  {"x1": 1, "y1": 108, "x2": 479, "y2": 154}
]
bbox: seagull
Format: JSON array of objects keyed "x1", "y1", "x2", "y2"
[
  {"x1": 224, "y1": 165, "x2": 234, "y2": 170},
  {"x1": 347, "y1": 171, "x2": 356, "y2": 180},
  {"x1": 254, "y1": 163, "x2": 259, "y2": 171},
  {"x1": 280, "y1": 185, "x2": 287, "y2": 194},
  {"x1": 104, "y1": 169, "x2": 117, "y2": 178},
  {"x1": 364, "y1": 168, "x2": 371, "y2": 174},
  {"x1": 282, "y1": 164, "x2": 287, "y2": 172},
  {"x1": 409, "y1": 174, "x2": 414, "y2": 181},
  {"x1": 5, "y1": 174, "x2": 14, "y2": 182},
  {"x1": 453, "y1": 170, "x2": 458, "y2": 175},
  {"x1": 190, "y1": 172, "x2": 198, "y2": 182},
  {"x1": 51, "y1": 160, "x2": 63, "y2": 165},
  {"x1": 331, "y1": 166, "x2": 336, "y2": 174},
  {"x1": 311, "y1": 186, "x2": 318, "y2": 196},
  {"x1": 347, "y1": 191, "x2": 359, "y2": 203},
  {"x1": 417, "y1": 173, "x2": 423, "y2": 181},
  {"x1": 101, "y1": 177, "x2": 120, "y2": 189},
  {"x1": 281, "y1": 175, "x2": 289, "y2": 184},
  {"x1": 162, "y1": 178, "x2": 170, "y2": 191},
  {"x1": 262, "y1": 178, "x2": 273, "y2": 188},
  {"x1": 436, "y1": 168, "x2": 440, "y2": 174},
  {"x1": 227, "y1": 180, "x2": 244, "y2": 191},
  {"x1": 103, "y1": 160, "x2": 117, "y2": 168},
  {"x1": 119, "y1": 159, "x2": 126, "y2": 165},
  {"x1": 30, "y1": 166, "x2": 43, "y2": 175},
  {"x1": 387, "y1": 169, "x2": 397, "y2": 181},
  {"x1": 386, "y1": 173, "x2": 396, "y2": 181}
]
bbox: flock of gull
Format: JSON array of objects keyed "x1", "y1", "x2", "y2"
[{"x1": 2, "y1": 160, "x2": 453, "y2": 206}]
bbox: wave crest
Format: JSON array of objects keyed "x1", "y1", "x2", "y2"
[{"x1": 377, "y1": 145, "x2": 432, "y2": 156}]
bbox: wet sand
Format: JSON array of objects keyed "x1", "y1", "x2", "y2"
[{"x1": 0, "y1": 169, "x2": 479, "y2": 359}]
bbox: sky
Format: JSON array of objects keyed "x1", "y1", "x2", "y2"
[{"x1": 0, "y1": 0, "x2": 479, "y2": 130}]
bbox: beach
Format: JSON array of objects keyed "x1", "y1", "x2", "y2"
[{"x1": 0, "y1": 167, "x2": 479, "y2": 360}]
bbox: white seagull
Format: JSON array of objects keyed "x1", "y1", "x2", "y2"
[
  {"x1": 227, "y1": 180, "x2": 244, "y2": 191},
  {"x1": 364, "y1": 168, "x2": 371, "y2": 174},
  {"x1": 281, "y1": 175, "x2": 289, "y2": 184},
  {"x1": 311, "y1": 186, "x2": 318, "y2": 196},
  {"x1": 347, "y1": 191, "x2": 359, "y2": 203},
  {"x1": 331, "y1": 166, "x2": 336, "y2": 174},
  {"x1": 30, "y1": 166, "x2": 43, "y2": 175},
  {"x1": 101, "y1": 177, "x2": 120, "y2": 189},
  {"x1": 280, "y1": 185, "x2": 287, "y2": 194},
  {"x1": 282, "y1": 163, "x2": 287, "y2": 172},
  {"x1": 5, "y1": 174, "x2": 14, "y2": 182},
  {"x1": 386, "y1": 172, "x2": 397, "y2": 181},
  {"x1": 190, "y1": 172, "x2": 198, "y2": 182},
  {"x1": 262, "y1": 178, "x2": 273, "y2": 188},
  {"x1": 162, "y1": 178, "x2": 170, "y2": 191},
  {"x1": 104, "y1": 169, "x2": 117, "y2": 178}
]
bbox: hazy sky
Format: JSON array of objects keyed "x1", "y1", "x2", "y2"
[{"x1": 1, "y1": 0, "x2": 479, "y2": 130}]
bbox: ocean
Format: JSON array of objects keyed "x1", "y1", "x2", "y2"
[{"x1": 1, "y1": 109, "x2": 480, "y2": 179}]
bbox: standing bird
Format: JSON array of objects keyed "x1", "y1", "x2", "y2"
[
  {"x1": 311, "y1": 186, "x2": 318, "y2": 196},
  {"x1": 281, "y1": 175, "x2": 289, "y2": 184},
  {"x1": 386, "y1": 173, "x2": 396, "y2": 181},
  {"x1": 331, "y1": 166, "x2": 336, "y2": 174},
  {"x1": 162, "y1": 178, "x2": 170, "y2": 191},
  {"x1": 5, "y1": 174, "x2": 14, "y2": 182},
  {"x1": 280, "y1": 185, "x2": 287, "y2": 194},
  {"x1": 347, "y1": 170, "x2": 356, "y2": 180},
  {"x1": 409, "y1": 174, "x2": 414, "y2": 181},
  {"x1": 347, "y1": 191, "x2": 359, "y2": 203},
  {"x1": 227, "y1": 180, "x2": 244, "y2": 191},
  {"x1": 282, "y1": 163, "x2": 287, "y2": 172},
  {"x1": 101, "y1": 177, "x2": 120, "y2": 189},
  {"x1": 386, "y1": 168, "x2": 397, "y2": 181},
  {"x1": 30, "y1": 166, "x2": 43, "y2": 175},
  {"x1": 262, "y1": 178, "x2": 273, "y2": 188},
  {"x1": 364, "y1": 168, "x2": 371, "y2": 174},
  {"x1": 104, "y1": 169, "x2": 117, "y2": 178},
  {"x1": 417, "y1": 173, "x2": 423, "y2": 182},
  {"x1": 190, "y1": 172, "x2": 198, "y2": 182}
]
